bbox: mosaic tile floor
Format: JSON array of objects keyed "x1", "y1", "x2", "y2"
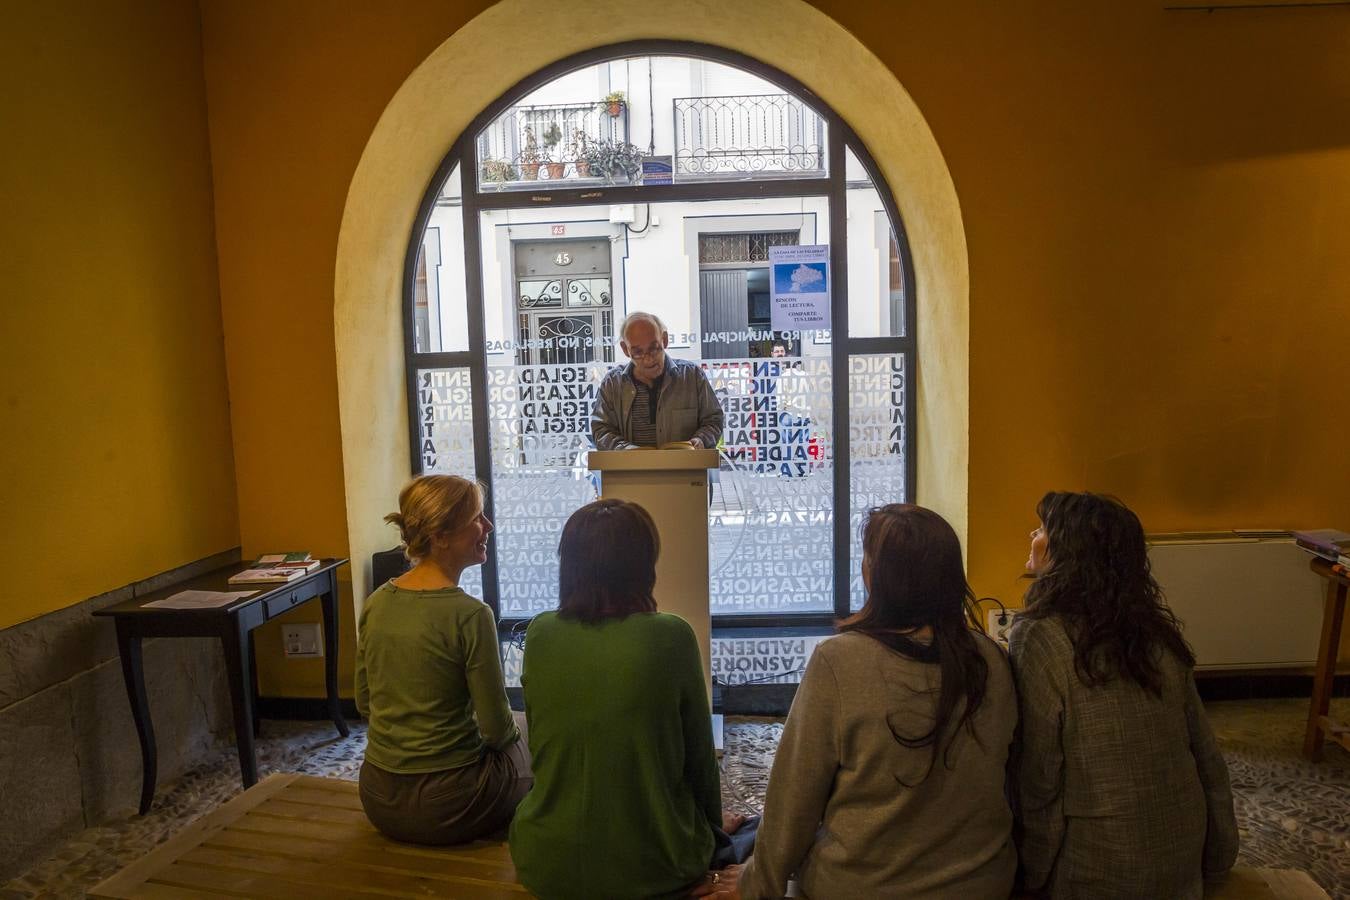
[{"x1": 4, "y1": 699, "x2": 1347, "y2": 899}]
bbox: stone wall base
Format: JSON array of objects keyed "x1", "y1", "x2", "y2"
[{"x1": 0, "y1": 549, "x2": 238, "y2": 880}]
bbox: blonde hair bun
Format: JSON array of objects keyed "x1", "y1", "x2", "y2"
[{"x1": 386, "y1": 475, "x2": 483, "y2": 562}]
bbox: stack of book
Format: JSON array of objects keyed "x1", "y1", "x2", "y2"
[
  {"x1": 228, "y1": 552, "x2": 320, "y2": 585},
  {"x1": 1291, "y1": 530, "x2": 1350, "y2": 567}
]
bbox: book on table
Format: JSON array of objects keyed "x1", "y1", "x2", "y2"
[
  {"x1": 1291, "y1": 530, "x2": 1350, "y2": 561},
  {"x1": 257, "y1": 552, "x2": 320, "y2": 572},
  {"x1": 227, "y1": 552, "x2": 318, "y2": 584}
]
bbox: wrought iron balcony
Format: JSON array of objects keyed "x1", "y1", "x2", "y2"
[
  {"x1": 673, "y1": 93, "x2": 826, "y2": 181},
  {"x1": 476, "y1": 101, "x2": 631, "y2": 188}
]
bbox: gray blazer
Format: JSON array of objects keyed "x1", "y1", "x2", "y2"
[
  {"x1": 1008, "y1": 616, "x2": 1238, "y2": 900},
  {"x1": 590, "y1": 356, "x2": 724, "y2": 450}
]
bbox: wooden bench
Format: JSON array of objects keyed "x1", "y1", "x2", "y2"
[
  {"x1": 92, "y1": 773, "x2": 1329, "y2": 899},
  {"x1": 90, "y1": 773, "x2": 526, "y2": 898}
]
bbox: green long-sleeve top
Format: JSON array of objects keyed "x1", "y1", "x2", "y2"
[
  {"x1": 355, "y1": 583, "x2": 519, "y2": 773},
  {"x1": 509, "y1": 611, "x2": 721, "y2": 900}
]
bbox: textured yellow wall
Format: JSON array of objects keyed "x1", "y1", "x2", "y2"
[
  {"x1": 199, "y1": 1, "x2": 497, "y2": 696},
  {"x1": 808, "y1": 1, "x2": 1350, "y2": 602},
  {"x1": 0, "y1": 0, "x2": 238, "y2": 630},
  {"x1": 198, "y1": 0, "x2": 1350, "y2": 694}
]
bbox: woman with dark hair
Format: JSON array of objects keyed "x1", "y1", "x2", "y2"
[
  {"x1": 509, "y1": 499, "x2": 751, "y2": 899},
  {"x1": 699, "y1": 504, "x2": 1017, "y2": 899},
  {"x1": 1011, "y1": 491, "x2": 1238, "y2": 899}
]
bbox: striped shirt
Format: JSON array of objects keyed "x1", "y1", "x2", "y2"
[{"x1": 628, "y1": 375, "x2": 662, "y2": 447}]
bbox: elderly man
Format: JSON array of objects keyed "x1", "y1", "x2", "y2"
[{"x1": 591, "y1": 312, "x2": 724, "y2": 450}]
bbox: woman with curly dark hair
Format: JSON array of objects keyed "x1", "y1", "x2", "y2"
[{"x1": 1010, "y1": 492, "x2": 1238, "y2": 899}]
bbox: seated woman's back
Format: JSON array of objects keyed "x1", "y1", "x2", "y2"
[
  {"x1": 755, "y1": 631, "x2": 1016, "y2": 899},
  {"x1": 1011, "y1": 491, "x2": 1237, "y2": 900},
  {"x1": 359, "y1": 585, "x2": 511, "y2": 770},
  {"x1": 509, "y1": 500, "x2": 722, "y2": 900},
  {"x1": 735, "y1": 504, "x2": 1017, "y2": 900},
  {"x1": 511, "y1": 610, "x2": 718, "y2": 897},
  {"x1": 1011, "y1": 615, "x2": 1218, "y2": 899},
  {"x1": 355, "y1": 474, "x2": 528, "y2": 847}
]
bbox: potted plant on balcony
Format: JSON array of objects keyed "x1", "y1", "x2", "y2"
[
  {"x1": 480, "y1": 157, "x2": 517, "y2": 184},
  {"x1": 519, "y1": 126, "x2": 540, "y2": 180},
  {"x1": 600, "y1": 90, "x2": 626, "y2": 117},
  {"x1": 541, "y1": 122, "x2": 565, "y2": 179},
  {"x1": 568, "y1": 129, "x2": 591, "y2": 177},
  {"x1": 584, "y1": 138, "x2": 643, "y2": 185}
]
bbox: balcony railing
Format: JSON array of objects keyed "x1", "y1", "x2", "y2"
[
  {"x1": 476, "y1": 101, "x2": 631, "y2": 189},
  {"x1": 673, "y1": 93, "x2": 826, "y2": 181}
]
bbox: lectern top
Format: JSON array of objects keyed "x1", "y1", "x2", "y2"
[{"x1": 587, "y1": 448, "x2": 720, "y2": 472}]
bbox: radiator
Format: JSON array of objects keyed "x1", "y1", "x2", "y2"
[{"x1": 1147, "y1": 533, "x2": 1325, "y2": 670}]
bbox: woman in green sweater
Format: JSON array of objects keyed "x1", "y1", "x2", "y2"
[
  {"x1": 510, "y1": 499, "x2": 750, "y2": 899},
  {"x1": 356, "y1": 474, "x2": 530, "y2": 845}
]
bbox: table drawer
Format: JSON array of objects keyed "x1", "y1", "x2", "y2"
[{"x1": 263, "y1": 578, "x2": 321, "y2": 619}]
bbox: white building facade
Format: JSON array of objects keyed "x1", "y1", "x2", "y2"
[{"x1": 405, "y1": 50, "x2": 914, "y2": 687}]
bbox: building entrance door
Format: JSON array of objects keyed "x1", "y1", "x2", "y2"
[{"x1": 513, "y1": 238, "x2": 614, "y2": 366}]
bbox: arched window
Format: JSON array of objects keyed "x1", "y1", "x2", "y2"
[{"x1": 404, "y1": 42, "x2": 915, "y2": 689}]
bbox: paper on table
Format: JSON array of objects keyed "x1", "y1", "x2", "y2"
[{"x1": 144, "y1": 590, "x2": 257, "y2": 610}]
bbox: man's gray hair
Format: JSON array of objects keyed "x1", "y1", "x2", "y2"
[{"x1": 619, "y1": 311, "x2": 668, "y2": 342}]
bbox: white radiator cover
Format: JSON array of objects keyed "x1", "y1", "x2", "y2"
[{"x1": 1147, "y1": 535, "x2": 1325, "y2": 670}]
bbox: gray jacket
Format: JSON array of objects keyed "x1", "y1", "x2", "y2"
[
  {"x1": 590, "y1": 356, "x2": 724, "y2": 450},
  {"x1": 1008, "y1": 616, "x2": 1238, "y2": 899}
]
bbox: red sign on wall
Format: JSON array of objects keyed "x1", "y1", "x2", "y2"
[{"x1": 551, "y1": 225, "x2": 566, "y2": 235}]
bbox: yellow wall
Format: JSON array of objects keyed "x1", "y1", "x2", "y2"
[
  {"x1": 198, "y1": 1, "x2": 489, "y2": 694},
  {"x1": 197, "y1": 0, "x2": 1350, "y2": 694},
  {"x1": 0, "y1": 0, "x2": 238, "y2": 630},
  {"x1": 815, "y1": 1, "x2": 1350, "y2": 601}
]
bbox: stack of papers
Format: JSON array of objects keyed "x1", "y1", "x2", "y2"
[{"x1": 144, "y1": 590, "x2": 257, "y2": 610}]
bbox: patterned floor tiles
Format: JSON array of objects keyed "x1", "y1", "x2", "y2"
[{"x1": 3, "y1": 697, "x2": 1346, "y2": 899}]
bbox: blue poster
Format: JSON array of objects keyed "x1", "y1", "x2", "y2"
[{"x1": 768, "y1": 244, "x2": 830, "y2": 331}]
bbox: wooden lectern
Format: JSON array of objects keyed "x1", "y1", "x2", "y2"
[{"x1": 587, "y1": 448, "x2": 719, "y2": 695}]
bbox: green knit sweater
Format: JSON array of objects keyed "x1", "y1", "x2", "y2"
[
  {"x1": 355, "y1": 583, "x2": 519, "y2": 773},
  {"x1": 509, "y1": 611, "x2": 721, "y2": 900}
]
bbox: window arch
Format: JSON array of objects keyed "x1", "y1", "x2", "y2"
[{"x1": 403, "y1": 41, "x2": 916, "y2": 678}]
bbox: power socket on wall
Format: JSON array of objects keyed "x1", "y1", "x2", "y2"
[
  {"x1": 985, "y1": 608, "x2": 1017, "y2": 646},
  {"x1": 282, "y1": 623, "x2": 324, "y2": 658}
]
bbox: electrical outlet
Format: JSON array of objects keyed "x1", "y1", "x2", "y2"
[
  {"x1": 985, "y1": 608, "x2": 1017, "y2": 645},
  {"x1": 282, "y1": 623, "x2": 323, "y2": 658}
]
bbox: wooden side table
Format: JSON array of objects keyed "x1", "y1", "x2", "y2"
[
  {"x1": 1303, "y1": 557, "x2": 1348, "y2": 761},
  {"x1": 94, "y1": 559, "x2": 350, "y2": 813}
]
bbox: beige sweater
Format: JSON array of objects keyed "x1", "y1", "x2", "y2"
[{"x1": 738, "y1": 631, "x2": 1018, "y2": 900}]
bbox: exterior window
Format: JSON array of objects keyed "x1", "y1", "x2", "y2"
[
  {"x1": 404, "y1": 46, "x2": 914, "y2": 683},
  {"x1": 698, "y1": 231, "x2": 799, "y2": 264}
]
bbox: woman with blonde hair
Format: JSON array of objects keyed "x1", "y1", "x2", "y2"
[{"x1": 355, "y1": 474, "x2": 530, "y2": 844}]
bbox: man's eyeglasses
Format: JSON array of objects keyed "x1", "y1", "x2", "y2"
[{"x1": 628, "y1": 343, "x2": 664, "y2": 359}]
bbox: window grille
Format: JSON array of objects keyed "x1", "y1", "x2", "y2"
[{"x1": 698, "y1": 231, "x2": 798, "y2": 264}]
